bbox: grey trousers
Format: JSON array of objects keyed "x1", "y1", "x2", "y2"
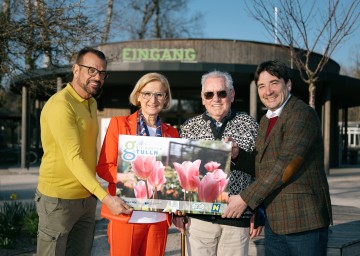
[{"x1": 35, "y1": 189, "x2": 97, "y2": 256}]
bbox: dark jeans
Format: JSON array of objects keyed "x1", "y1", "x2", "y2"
[{"x1": 264, "y1": 219, "x2": 328, "y2": 256}]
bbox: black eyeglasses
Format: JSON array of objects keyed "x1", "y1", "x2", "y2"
[
  {"x1": 78, "y1": 64, "x2": 109, "y2": 80},
  {"x1": 203, "y1": 90, "x2": 228, "y2": 100}
]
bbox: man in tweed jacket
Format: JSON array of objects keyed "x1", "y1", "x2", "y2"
[{"x1": 223, "y1": 60, "x2": 332, "y2": 256}]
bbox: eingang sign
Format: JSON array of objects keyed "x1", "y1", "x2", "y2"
[{"x1": 122, "y1": 48, "x2": 197, "y2": 62}]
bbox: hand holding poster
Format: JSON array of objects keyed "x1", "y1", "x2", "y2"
[{"x1": 116, "y1": 135, "x2": 232, "y2": 215}]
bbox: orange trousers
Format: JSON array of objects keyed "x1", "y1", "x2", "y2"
[{"x1": 107, "y1": 219, "x2": 169, "y2": 256}]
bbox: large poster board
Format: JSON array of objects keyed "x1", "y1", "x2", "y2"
[{"x1": 116, "y1": 135, "x2": 232, "y2": 215}]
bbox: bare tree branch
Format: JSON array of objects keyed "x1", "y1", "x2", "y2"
[
  {"x1": 245, "y1": 0, "x2": 360, "y2": 108},
  {"x1": 102, "y1": 0, "x2": 114, "y2": 44},
  {"x1": 1, "y1": 0, "x2": 103, "y2": 96},
  {"x1": 100, "y1": 0, "x2": 203, "y2": 41}
]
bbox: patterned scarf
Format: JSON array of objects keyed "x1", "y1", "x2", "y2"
[{"x1": 136, "y1": 110, "x2": 162, "y2": 137}]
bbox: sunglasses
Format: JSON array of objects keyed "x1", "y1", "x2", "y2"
[{"x1": 203, "y1": 90, "x2": 228, "y2": 100}]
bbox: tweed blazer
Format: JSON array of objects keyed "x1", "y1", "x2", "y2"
[{"x1": 241, "y1": 96, "x2": 332, "y2": 235}]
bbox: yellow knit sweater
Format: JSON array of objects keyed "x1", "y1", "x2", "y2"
[{"x1": 37, "y1": 84, "x2": 107, "y2": 200}]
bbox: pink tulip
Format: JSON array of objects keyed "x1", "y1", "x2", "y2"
[
  {"x1": 195, "y1": 170, "x2": 228, "y2": 203},
  {"x1": 195, "y1": 173, "x2": 221, "y2": 202},
  {"x1": 173, "y1": 160, "x2": 201, "y2": 192},
  {"x1": 147, "y1": 161, "x2": 166, "y2": 191},
  {"x1": 131, "y1": 155, "x2": 157, "y2": 179},
  {"x1": 204, "y1": 161, "x2": 221, "y2": 172},
  {"x1": 134, "y1": 180, "x2": 153, "y2": 199},
  {"x1": 213, "y1": 169, "x2": 228, "y2": 193}
]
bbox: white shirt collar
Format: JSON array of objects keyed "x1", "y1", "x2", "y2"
[{"x1": 266, "y1": 94, "x2": 292, "y2": 119}]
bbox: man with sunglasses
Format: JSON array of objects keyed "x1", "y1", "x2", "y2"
[
  {"x1": 35, "y1": 47, "x2": 131, "y2": 255},
  {"x1": 177, "y1": 70, "x2": 263, "y2": 256}
]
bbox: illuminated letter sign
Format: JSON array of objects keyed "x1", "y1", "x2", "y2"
[{"x1": 121, "y1": 48, "x2": 197, "y2": 62}]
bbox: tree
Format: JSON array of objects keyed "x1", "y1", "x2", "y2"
[
  {"x1": 102, "y1": 0, "x2": 114, "y2": 44},
  {"x1": 1, "y1": 0, "x2": 104, "y2": 168},
  {"x1": 1, "y1": 0, "x2": 101, "y2": 95},
  {"x1": 94, "y1": 0, "x2": 204, "y2": 43},
  {"x1": 245, "y1": 0, "x2": 360, "y2": 108},
  {"x1": 0, "y1": 0, "x2": 10, "y2": 87},
  {"x1": 129, "y1": 0, "x2": 203, "y2": 39}
]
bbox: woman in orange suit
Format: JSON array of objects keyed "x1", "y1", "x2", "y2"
[{"x1": 97, "y1": 72, "x2": 179, "y2": 256}]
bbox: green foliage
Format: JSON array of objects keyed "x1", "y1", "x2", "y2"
[
  {"x1": 23, "y1": 203, "x2": 38, "y2": 245},
  {"x1": 163, "y1": 166, "x2": 183, "y2": 200},
  {"x1": 0, "y1": 201, "x2": 25, "y2": 248},
  {"x1": 0, "y1": 200, "x2": 38, "y2": 248}
]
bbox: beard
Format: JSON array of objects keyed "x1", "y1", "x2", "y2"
[
  {"x1": 92, "y1": 86, "x2": 103, "y2": 99},
  {"x1": 84, "y1": 79, "x2": 103, "y2": 99}
]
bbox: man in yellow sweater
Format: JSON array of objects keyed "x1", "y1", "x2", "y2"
[{"x1": 35, "y1": 47, "x2": 132, "y2": 255}]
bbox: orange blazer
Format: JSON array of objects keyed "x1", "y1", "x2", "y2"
[{"x1": 97, "y1": 110, "x2": 179, "y2": 222}]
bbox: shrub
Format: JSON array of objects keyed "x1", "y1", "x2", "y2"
[
  {"x1": 0, "y1": 201, "x2": 25, "y2": 248},
  {"x1": 0, "y1": 200, "x2": 39, "y2": 248},
  {"x1": 23, "y1": 204, "x2": 39, "y2": 245}
]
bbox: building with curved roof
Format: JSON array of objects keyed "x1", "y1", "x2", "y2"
[{"x1": 9, "y1": 39, "x2": 360, "y2": 169}]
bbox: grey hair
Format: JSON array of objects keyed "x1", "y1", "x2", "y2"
[{"x1": 201, "y1": 70, "x2": 234, "y2": 92}]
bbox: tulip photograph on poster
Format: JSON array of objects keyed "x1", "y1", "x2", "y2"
[{"x1": 117, "y1": 135, "x2": 232, "y2": 215}]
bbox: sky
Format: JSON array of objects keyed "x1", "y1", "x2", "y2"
[{"x1": 188, "y1": 0, "x2": 360, "y2": 70}]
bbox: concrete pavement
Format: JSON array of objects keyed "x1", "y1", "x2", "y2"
[
  {"x1": 327, "y1": 167, "x2": 360, "y2": 208},
  {"x1": 1, "y1": 165, "x2": 360, "y2": 255}
]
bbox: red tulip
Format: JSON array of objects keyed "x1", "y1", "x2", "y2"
[
  {"x1": 204, "y1": 161, "x2": 221, "y2": 172},
  {"x1": 147, "y1": 161, "x2": 166, "y2": 191},
  {"x1": 173, "y1": 160, "x2": 201, "y2": 192},
  {"x1": 131, "y1": 155, "x2": 157, "y2": 179},
  {"x1": 134, "y1": 180, "x2": 153, "y2": 199}
]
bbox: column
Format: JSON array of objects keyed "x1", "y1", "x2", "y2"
[
  {"x1": 324, "y1": 86, "x2": 331, "y2": 174},
  {"x1": 249, "y1": 80, "x2": 257, "y2": 120}
]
